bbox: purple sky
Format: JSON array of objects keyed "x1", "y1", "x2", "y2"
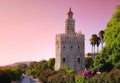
[{"x1": 0, "y1": 0, "x2": 120, "y2": 66}]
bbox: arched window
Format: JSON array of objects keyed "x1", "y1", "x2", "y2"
[
  {"x1": 63, "y1": 46, "x2": 65, "y2": 48},
  {"x1": 71, "y1": 46, "x2": 73, "y2": 48},
  {"x1": 77, "y1": 58, "x2": 80, "y2": 63},
  {"x1": 63, "y1": 58, "x2": 66, "y2": 63},
  {"x1": 78, "y1": 46, "x2": 79, "y2": 48}
]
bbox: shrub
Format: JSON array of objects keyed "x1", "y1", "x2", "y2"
[
  {"x1": 87, "y1": 69, "x2": 120, "y2": 83},
  {"x1": 75, "y1": 75, "x2": 86, "y2": 83},
  {"x1": 0, "y1": 70, "x2": 11, "y2": 83},
  {"x1": 78, "y1": 70, "x2": 92, "y2": 77},
  {"x1": 48, "y1": 72, "x2": 75, "y2": 83},
  {"x1": 38, "y1": 69, "x2": 56, "y2": 83},
  {"x1": 115, "y1": 62, "x2": 120, "y2": 69},
  {"x1": 38, "y1": 68, "x2": 75, "y2": 83},
  {"x1": 59, "y1": 67, "x2": 76, "y2": 74},
  {"x1": 30, "y1": 69, "x2": 40, "y2": 78},
  {"x1": 47, "y1": 58, "x2": 55, "y2": 70},
  {"x1": 85, "y1": 57, "x2": 93, "y2": 69}
]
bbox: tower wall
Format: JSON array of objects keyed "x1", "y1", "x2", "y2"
[
  {"x1": 65, "y1": 19, "x2": 75, "y2": 35},
  {"x1": 55, "y1": 34, "x2": 85, "y2": 71}
]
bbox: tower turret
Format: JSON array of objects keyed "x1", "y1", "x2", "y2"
[
  {"x1": 67, "y1": 8, "x2": 73, "y2": 19},
  {"x1": 65, "y1": 8, "x2": 75, "y2": 35}
]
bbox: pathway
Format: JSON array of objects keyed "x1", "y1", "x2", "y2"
[{"x1": 21, "y1": 75, "x2": 40, "y2": 83}]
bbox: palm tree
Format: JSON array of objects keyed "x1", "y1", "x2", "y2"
[
  {"x1": 90, "y1": 41, "x2": 94, "y2": 56},
  {"x1": 89, "y1": 34, "x2": 97, "y2": 57},
  {"x1": 96, "y1": 36, "x2": 101, "y2": 53},
  {"x1": 98, "y1": 30, "x2": 104, "y2": 49}
]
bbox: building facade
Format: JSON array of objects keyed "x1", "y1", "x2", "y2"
[{"x1": 55, "y1": 8, "x2": 85, "y2": 71}]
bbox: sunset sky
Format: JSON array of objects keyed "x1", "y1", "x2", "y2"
[{"x1": 0, "y1": 0, "x2": 120, "y2": 66}]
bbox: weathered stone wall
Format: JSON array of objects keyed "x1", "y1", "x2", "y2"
[
  {"x1": 55, "y1": 34, "x2": 85, "y2": 71},
  {"x1": 55, "y1": 35, "x2": 61, "y2": 70}
]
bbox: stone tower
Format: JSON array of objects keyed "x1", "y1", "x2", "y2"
[{"x1": 55, "y1": 8, "x2": 85, "y2": 71}]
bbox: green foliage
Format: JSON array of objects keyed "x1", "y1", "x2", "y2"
[
  {"x1": 85, "y1": 57, "x2": 93, "y2": 69},
  {"x1": 86, "y1": 53, "x2": 93, "y2": 57},
  {"x1": 5, "y1": 67, "x2": 23, "y2": 81},
  {"x1": 105, "y1": 5, "x2": 120, "y2": 65},
  {"x1": 94, "y1": 52, "x2": 113, "y2": 72},
  {"x1": 25, "y1": 69, "x2": 31, "y2": 75},
  {"x1": 47, "y1": 58, "x2": 55, "y2": 70},
  {"x1": 28, "y1": 60, "x2": 48, "y2": 71},
  {"x1": 26, "y1": 58, "x2": 55, "y2": 78},
  {"x1": 98, "y1": 30, "x2": 104, "y2": 48},
  {"x1": 114, "y1": 62, "x2": 120, "y2": 69},
  {"x1": 89, "y1": 34, "x2": 98, "y2": 55},
  {"x1": 27, "y1": 60, "x2": 75, "y2": 83},
  {"x1": 94, "y1": 5, "x2": 120, "y2": 71},
  {"x1": 87, "y1": 69, "x2": 120, "y2": 83},
  {"x1": 0, "y1": 67, "x2": 23, "y2": 83},
  {"x1": 0, "y1": 70, "x2": 11, "y2": 83},
  {"x1": 75, "y1": 75, "x2": 86, "y2": 83},
  {"x1": 48, "y1": 72, "x2": 75, "y2": 83},
  {"x1": 59, "y1": 67, "x2": 76, "y2": 74},
  {"x1": 37, "y1": 66, "x2": 75, "y2": 83},
  {"x1": 26, "y1": 69, "x2": 40, "y2": 78},
  {"x1": 26, "y1": 60, "x2": 48, "y2": 78},
  {"x1": 38, "y1": 69, "x2": 56, "y2": 83},
  {"x1": 30, "y1": 69, "x2": 40, "y2": 78}
]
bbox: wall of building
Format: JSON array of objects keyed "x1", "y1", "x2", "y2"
[{"x1": 55, "y1": 34, "x2": 85, "y2": 71}]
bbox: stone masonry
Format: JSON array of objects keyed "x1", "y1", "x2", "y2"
[{"x1": 55, "y1": 8, "x2": 85, "y2": 71}]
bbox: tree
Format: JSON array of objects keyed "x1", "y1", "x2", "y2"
[
  {"x1": 85, "y1": 57, "x2": 93, "y2": 69},
  {"x1": 0, "y1": 70, "x2": 11, "y2": 83},
  {"x1": 98, "y1": 30, "x2": 104, "y2": 49},
  {"x1": 94, "y1": 5, "x2": 120, "y2": 71},
  {"x1": 0, "y1": 67, "x2": 23, "y2": 82},
  {"x1": 104, "y1": 5, "x2": 120, "y2": 67},
  {"x1": 89, "y1": 34, "x2": 98, "y2": 57},
  {"x1": 86, "y1": 53, "x2": 93, "y2": 57},
  {"x1": 96, "y1": 36, "x2": 101, "y2": 53},
  {"x1": 47, "y1": 58, "x2": 55, "y2": 70}
]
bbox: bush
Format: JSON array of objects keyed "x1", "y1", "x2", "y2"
[
  {"x1": 87, "y1": 69, "x2": 120, "y2": 83},
  {"x1": 94, "y1": 5, "x2": 120, "y2": 72},
  {"x1": 85, "y1": 57, "x2": 93, "y2": 69},
  {"x1": 38, "y1": 68, "x2": 75, "y2": 83},
  {"x1": 115, "y1": 62, "x2": 120, "y2": 69},
  {"x1": 30, "y1": 69, "x2": 40, "y2": 78},
  {"x1": 38, "y1": 69, "x2": 56, "y2": 83},
  {"x1": 75, "y1": 75, "x2": 86, "y2": 83},
  {"x1": 0, "y1": 70, "x2": 11, "y2": 83},
  {"x1": 47, "y1": 58, "x2": 55, "y2": 70},
  {"x1": 48, "y1": 72, "x2": 75, "y2": 83},
  {"x1": 59, "y1": 67, "x2": 76, "y2": 74},
  {"x1": 78, "y1": 70, "x2": 92, "y2": 77}
]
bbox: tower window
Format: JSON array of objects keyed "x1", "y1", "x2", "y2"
[
  {"x1": 63, "y1": 58, "x2": 66, "y2": 63},
  {"x1": 63, "y1": 46, "x2": 65, "y2": 48},
  {"x1": 71, "y1": 46, "x2": 73, "y2": 48},
  {"x1": 78, "y1": 46, "x2": 79, "y2": 48},
  {"x1": 77, "y1": 58, "x2": 80, "y2": 63}
]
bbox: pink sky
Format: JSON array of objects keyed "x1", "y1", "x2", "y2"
[{"x1": 0, "y1": 0, "x2": 120, "y2": 66}]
